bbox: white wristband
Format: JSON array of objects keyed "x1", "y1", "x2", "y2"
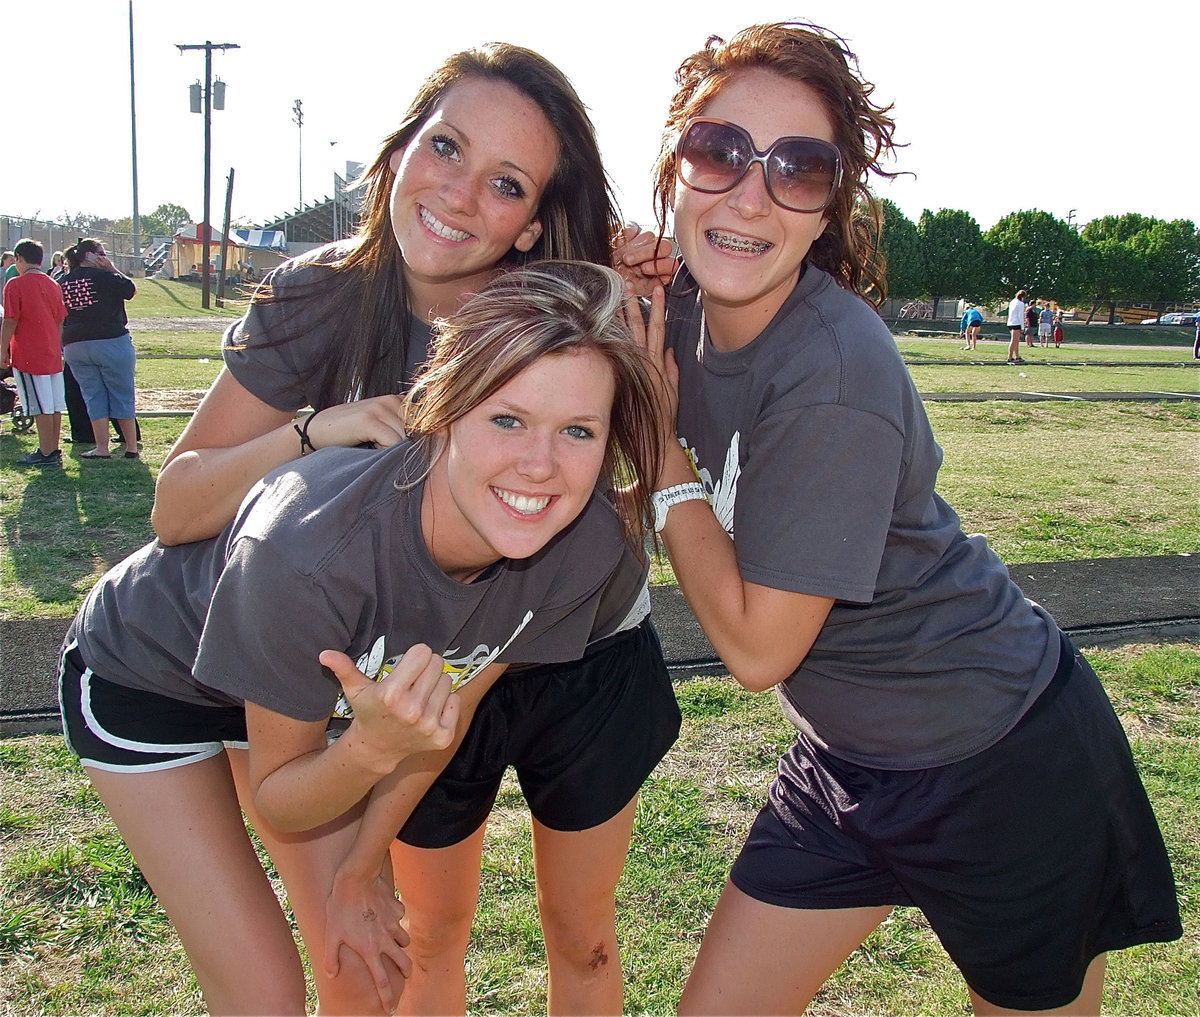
[{"x1": 652, "y1": 482, "x2": 708, "y2": 532}]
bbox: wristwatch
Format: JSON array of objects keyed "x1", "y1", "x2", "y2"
[{"x1": 652, "y1": 482, "x2": 708, "y2": 532}]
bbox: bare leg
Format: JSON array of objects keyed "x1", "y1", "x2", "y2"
[
  {"x1": 34, "y1": 412, "x2": 62, "y2": 454},
  {"x1": 85, "y1": 754, "x2": 307, "y2": 1014},
  {"x1": 532, "y1": 796, "x2": 640, "y2": 1015},
  {"x1": 227, "y1": 749, "x2": 405, "y2": 1016},
  {"x1": 969, "y1": 954, "x2": 1106, "y2": 1016},
  {"x1": 678, "y1": 879, "x2": 891, "y2": 1016},
  {"x1": 116, "y1": 417, "x2": 139, "y2": 452},
  {"x1": 90, "y1": 418, "x2": 112, "y2": 455},
  {"x1": 390, "y1": 825, "x2": 489, "y2": 1015}
]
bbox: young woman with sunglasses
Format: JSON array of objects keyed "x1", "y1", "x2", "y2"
[
  {"x1": 62, "y1": 261, "x2": 665, "y2": 1016},
  {"x1": 629, "y1": 22, "x2": 1180, "y2": 1015},
  {"x1": 149, "y1": 44, "x2": 679, "y2": 1015}
]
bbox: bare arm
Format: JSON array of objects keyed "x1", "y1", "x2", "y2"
[
  {"x1": 244, "y1": 644, "x2": 463, "y2": 833},
  {"x1": 629, "y1": 287, "x2": 833, "y2": 692},
  {"x1": 320, "y1": 659, "x2": 507, "y2": 1011},
  {"x1": 152, "y1": 367, "x2": 407, "y2": 545},
  {"x1": 1, "y1": 318, "x2": 15, "y2": 366}
]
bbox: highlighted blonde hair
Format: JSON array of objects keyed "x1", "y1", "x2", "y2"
[{"x1": 405, "y1": 261, "x2": 664, "y2": 542}]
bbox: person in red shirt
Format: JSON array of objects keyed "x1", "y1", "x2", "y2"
[{"x1": 1, "y1": 238, "x2": 68, "y2": 466}]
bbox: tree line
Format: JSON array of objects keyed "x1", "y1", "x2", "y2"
[
  {"x1": 877, "y1": 205, "x2": 1200, "y2": 323},
  {"x1": 40, "y1": 202, "x2": 1200, "y2": 326}
]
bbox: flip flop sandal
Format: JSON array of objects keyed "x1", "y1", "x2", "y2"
[
  {"x1": 81, "y1": 449, "x2": 112, "y2": 459},
  {"x1": 124, "y1": 451, "x2": 140, "y2": 459}
]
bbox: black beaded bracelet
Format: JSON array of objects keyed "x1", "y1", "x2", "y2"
[{"x1": 293, "y1": 409, "x2": 322, "y2": 456}]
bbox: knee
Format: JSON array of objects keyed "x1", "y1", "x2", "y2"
[
  {"x1": 538, "y1": 890, "x2": 618, "y2": 967},
  {"x1": 403, "y1": 896, "x2": 475, "y2": 965},
  {"x1": 313, "y1": 948, "x2": 405, "y2": 1017}
]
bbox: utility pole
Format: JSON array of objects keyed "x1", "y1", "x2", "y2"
[
  {"x1": 177, "y1": 39, "x2": 239, "y2": 309},
  {"x1": 129, "y1": 1, "x2": 141, "y2": 276},
  {"x1": 292, "y1": 99, "x2": 304, "y2": 208}
]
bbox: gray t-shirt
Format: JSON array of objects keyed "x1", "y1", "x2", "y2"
[
  {"x1": 72, "y1": 443, "x2": 634, "y2": 722},
  {"x1": 223, "y1": 242, "x2": 432, "y2": 412},
  {"x1": 220, "y1": 243, "x2": 648, "y2": 640},
  {"x1": 666, "y1": 264, "x2": 1058, "y2": 769}
]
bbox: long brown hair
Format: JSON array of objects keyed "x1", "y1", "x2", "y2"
[
  {"x1": 254, "y1": 43, "x2": 620, "y2": 409},
  {"x1": 651, "y1": 22, "x2": 900, "y2": 304},
  {"x1": 405, "y1": 262, "x2": 664, "y2": 544}
]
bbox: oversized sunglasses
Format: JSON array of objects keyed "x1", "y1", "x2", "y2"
[{"x1": 675, "y1": 118, "x2": 842, "y2": 213}]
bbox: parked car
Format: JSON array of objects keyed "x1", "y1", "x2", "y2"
[{"x1": 1141, "y1": 312, "x2": 1198, "y2": 325}]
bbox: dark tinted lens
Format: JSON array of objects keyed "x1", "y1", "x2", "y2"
[
  {"x1": 678, "y1": 121, "x2": 750, "y2": 193},
  {"x1": 768, "y1": 141, "x2": 839, "y2": 211}
]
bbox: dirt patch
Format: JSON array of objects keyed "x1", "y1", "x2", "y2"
[
  {"x1": 138, "y1": 388, "x2": 207, "y2": 412},
  {"x1": 128, "y1": 317, "x2": 231, "y2": 333}
]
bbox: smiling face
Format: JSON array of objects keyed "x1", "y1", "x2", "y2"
[
  {"x1": 673, "y1": 68, "x2": 836, "y2": 351},
  {"x1": 423, "y1": 349, "x2": 615, "y2": 581},
  {"x1": 388, "y1": 76, "x2": 560, "y2": 318}
]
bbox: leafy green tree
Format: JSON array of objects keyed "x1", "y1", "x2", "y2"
[
  {"x1": 878, "y1": 199, "x2": 923, "y2": 300},
  {"x1": 1127, "y1": 219, "x2": 1200, "y2": 313},
  {"x1": 113, "y1": 203, "x2": 195, "y2": 241},
  {"x1": 1081, "y1": 212, "x2": 1156, "y2": 245},
  {"x1": 986, "y1": 209, "x2": 1087, "y2": 305},
  {"x1": 147, "y1": 203, "x2": 194, "y2": 236},
  {"x1": 917, "y1": 209, "x2": 988, "y2": 314},
  {"x1": 1080, "y1": 237, "x2": 1149, "y2": 323}
]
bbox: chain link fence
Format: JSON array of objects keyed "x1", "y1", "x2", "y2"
[{"x1": 1, "y1": 215, "x2": 155, "y2": 276}]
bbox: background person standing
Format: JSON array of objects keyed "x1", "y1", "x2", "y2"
[
  {"x1": 59, "y1": 239, "x2": 139, "y2": 459},
  {"x1": 1, "y1": 238, "x2": 68, "y2": 466},
  {"x1": 1006, "y1": 288, "x2": 1027, "y2": 364},
  {"x1": 1039, "y1": 302, "x2": 1054, "y2": 346}
]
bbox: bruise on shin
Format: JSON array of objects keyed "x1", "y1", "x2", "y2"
[{"x1": 588, "y1": 941, "x2": 609, "y2": 970}]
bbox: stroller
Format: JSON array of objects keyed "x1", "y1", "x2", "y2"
[
  {"x1": 1, "y1": 365, "x2": 140, "y2": 443},
  {"x1": 0, "y1": 366, "x2": 35, "y2": 434}
]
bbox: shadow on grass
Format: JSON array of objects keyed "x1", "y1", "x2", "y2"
[{"x1": 2, "y1": 439, "x2": 156, "y2": 612}]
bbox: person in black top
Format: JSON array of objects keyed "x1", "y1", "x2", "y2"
[{"x1": 59, "y1": 238, "x2": 139, "y2": 458}]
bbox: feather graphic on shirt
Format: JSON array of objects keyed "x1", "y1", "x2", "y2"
[
  {"x1": 331, "y1": 611, "x2": 535, "y2": 719},
  {"x1": 442, "y1": 610, "x2": 534, "y2": 690},
  {"x1": 357, "y1": 635, "x2": 386, "y2": 678},
  {"x1": 678, "y1": 432, "x2": 740, "y2": 536}
]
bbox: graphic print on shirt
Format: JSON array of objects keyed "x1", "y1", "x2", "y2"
[
  {"x1": 59, "y1": 276, "x2": 100, "y2": 312},
  {"x1": 332, "y1": 611, "x2": 535, "y2": 719},
  {"x1": 677, "y1": 431, "x2": 740, "y2": 536}
]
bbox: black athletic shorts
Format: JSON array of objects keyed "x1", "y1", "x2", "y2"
[
  {"x1": 399, "y1": 620, "x2": 681, "y2": 847},
  {"x1": 60, "y1": 641, "x2": 248, "y2": 772},
  {"x1": 730, "y1": 632, "x2": 1182, "y2": 1011}
]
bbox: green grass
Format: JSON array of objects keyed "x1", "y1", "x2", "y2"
[
  {"x1": 2, "y1": 643, "x2": 1197, "y2": 1014},
  {"x1": 4, "y1": 397, "x2": 1198, "y2": 620},
  {"x1": 127, "y1": 278, "x2": 246, "y2": 320},
  {"x1": 2, "y1": 328, "x2": 1197, "y2": 1012},
  {"x1": 896, "y1": 337, "x2": 1196, "y2": 363}
]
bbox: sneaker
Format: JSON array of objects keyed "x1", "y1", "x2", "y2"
[{"x1": 14, "y1": 448, "x2": 62, "y2": 467}]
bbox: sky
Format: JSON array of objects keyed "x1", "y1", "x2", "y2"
[{"x1": 3, "y1": 0, "x2": 1196, "y2": 239}]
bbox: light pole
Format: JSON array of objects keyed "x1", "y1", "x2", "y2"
[
  {"x1": 129, "y1": 1, "x2": 141, "y2": 276},
  {"x1": 292, "y1": 99, "x2": 304, "y2": 208},
  {"x1": 178, "y1": 39, "x2": 239, "y2": 309}
]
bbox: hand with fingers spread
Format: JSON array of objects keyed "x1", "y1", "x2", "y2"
[
  {"x1": 324, "y1": 866, "x2": 413, "y2": 1015},
  {"x1": 299, "y1": 394, "x2": 408, "y2": 453},
  {"x1": 320, "y1": 644, "x2": 460, "y2": 772},
  {"x1": 612, "y1": 222, "x2": 678, "y2": 296}
]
